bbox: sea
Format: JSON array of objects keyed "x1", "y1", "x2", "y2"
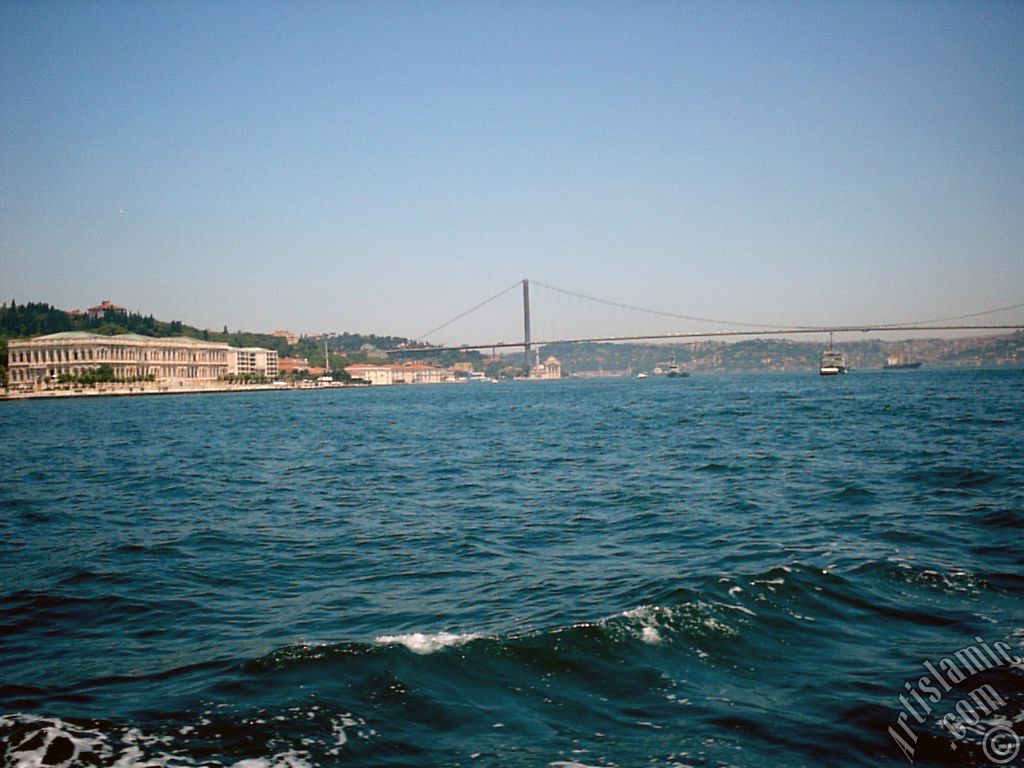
[{"x1": 1, "y1": 369, "x2": 1022, "y2": 768}]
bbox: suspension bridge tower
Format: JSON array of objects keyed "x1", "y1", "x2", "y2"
[{"x1": 522, "y1": 279, "x2": 531, "y2": 375}]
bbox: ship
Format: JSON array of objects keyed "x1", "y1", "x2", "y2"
[
  {"x1": 819, "y1": 334, "x2": 847, "y2": 376},
  {"x1": 653, "y1": 357, "x2": 690, "y2": 378},
  {"x1": 665, "y1": 363, "x2": 690, "y2": 378},
  {"x1": 883, "y1": 349, "x2": 921, "y2": 370}
]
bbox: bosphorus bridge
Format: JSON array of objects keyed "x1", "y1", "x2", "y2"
[{"x1": 386, "y1": 279, "x2": 1024, "y2": 372}]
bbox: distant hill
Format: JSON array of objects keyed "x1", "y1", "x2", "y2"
[{"x1": 541, "y1": 332, "x2": 1024, "y2": 375}]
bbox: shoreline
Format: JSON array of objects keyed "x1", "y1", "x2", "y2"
[
  {"x1": 4, "y1": 365, "x2": 1019, "y2": 402},
  {"x1": 0, "y1": 382, "x2": 362, "y2": 402}
]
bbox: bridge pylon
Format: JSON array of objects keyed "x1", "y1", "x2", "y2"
[{"x1": 522, "y1": 279, "x2": 531, "y2": 375}]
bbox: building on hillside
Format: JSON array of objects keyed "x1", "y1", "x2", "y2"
[
  {"x1": 278, "y1": 357, "x2": 311, "y2": 374},
  {"x1": 6, "y1": 332, "x2": 229, "y2": 390},
  {"x1": 345, "y1": 363, "x2": 448, "y2": 386},
  {"x1": 87, "y1": 300, "x2": 126, "y2": 319},
  {"x1": 272, "y1": 329, "x2": 300, "y2": 345},
  {"x1": 227, "y1": 347, "x2": 279, "y2": 378},
  {"x1": 530, "y1": 356, "x2": 562, "y2": 380}
]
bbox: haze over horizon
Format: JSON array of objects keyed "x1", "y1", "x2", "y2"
[{"x1": 2, "y1": 2, "x2": 1022, "y2": 346}]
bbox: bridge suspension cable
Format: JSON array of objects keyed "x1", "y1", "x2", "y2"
[
  {"x1": 531, "y1": 280, "x2": 1024, "y2": 332},
  {"x1": 871, "y1": 300, "x2": 1024, "y2": 328},
  {"x1": 530, "y1": 280, "x2": 811, "y2": 330},
  {"x1": 415, "y1": 280, "x2": 523, "y2": 342}
]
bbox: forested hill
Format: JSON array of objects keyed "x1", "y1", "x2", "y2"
[
  {"x1": 0, "y1": 300, "x2": 417, "y2": 350},
  {"x1": 2, "y1": 301, "x2": 198, "y2": 340},
  {"x1": 0, "y1": 301, "x2": 421, "y2": 374}
]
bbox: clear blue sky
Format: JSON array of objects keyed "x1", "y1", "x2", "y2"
[{"x1": 2, "y1": 1, "x2": 1022, "y2": 344}]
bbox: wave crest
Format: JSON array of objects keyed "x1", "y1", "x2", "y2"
[{"x1": 374, "y1": 631, "x2": 482, "y2": 654}]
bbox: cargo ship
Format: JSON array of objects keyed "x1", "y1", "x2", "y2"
[{"x1": 883, "y1": 351, "x2": 921, "y2": 370}]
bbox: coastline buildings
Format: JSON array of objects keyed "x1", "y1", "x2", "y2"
[
  {"x1": 278, "y1": 357, "x2": 311, "y2": 374},
  {"x1": 6, "y1": 332, "x2": 276, "y2": 391},
  {"x1": 278, "y1": 358, "x2": 329, "y2": 376},
  {"x1": 227, "y1": 347, "x2": 279, "y2": 378},
  {"x1": 344, "y1": 363, "x2": 447, "y2": 386},
  {"x1": 6, "y1": 329, "x2": 570, "y2": 392}
]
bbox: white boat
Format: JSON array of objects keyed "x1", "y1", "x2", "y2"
[
  {"x1": 819, "y1": 334, "x2": 847, "y2": 376},
  {"x1": 461, "y1": 371, "x2": 497, "y2": 383},
  {"x1": 636, "y1": 372, "x2": 648, "y2": 379}
]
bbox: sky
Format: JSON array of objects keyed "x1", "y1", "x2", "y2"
[{"x1": 2, "y1": 1, "x2": 1022, "y2": 345}]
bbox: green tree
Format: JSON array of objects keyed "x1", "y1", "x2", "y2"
[{"x1": 94, "y1": 363, "x2": 116, "y2": 382}]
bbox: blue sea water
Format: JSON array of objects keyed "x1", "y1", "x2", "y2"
[{"x1": 1, "y1": 369, "x2": 1022, "y2": 768}]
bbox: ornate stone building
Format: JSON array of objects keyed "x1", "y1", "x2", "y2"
[
  {"x1": 530, "y1": 356, "x2": 562, "y2": 380},
  {"x1": 6, "y1": 332, "x2": 231, "y2": 390}
]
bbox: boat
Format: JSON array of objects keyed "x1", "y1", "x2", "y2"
[
  {"x1": 460, "y1": 371, "x2": 498, "y2": 383},
  {"x1": 819, "y1": 334, "x2": 847, "y2": 376},
  {"x1": 883, "y1": 349, "x2": 921, "y2": 370},
  {"x1": 635, "y1": 372, "x2": 648, "y2": 379},
  {"x1": 665, "y1": 363, "x2": 690, "y2": 378},
  {"x1": 653, "y1": 357, "x2": 690, "y2": 378}
]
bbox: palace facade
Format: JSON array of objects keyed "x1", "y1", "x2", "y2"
[{"x1": 7, "y1": 332, "x2": 235, "y2": 390}]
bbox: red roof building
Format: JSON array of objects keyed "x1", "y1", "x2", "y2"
[{"x1": 87, "y1": 300, "x2": 126, "y2": 319}]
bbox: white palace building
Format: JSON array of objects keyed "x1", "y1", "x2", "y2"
[{"x1": 7, "y1": 332, "x2": 278, "y2": 391}]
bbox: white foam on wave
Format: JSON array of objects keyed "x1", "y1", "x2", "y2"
[
  {"x1": 722, "y1": 602, "x2": 756, "y2": 617},
  {"x1": 640, "y1": 625, "x2": 662, "y2": 644},
  {"x1": 0, "y1": 709, "x2": 366, "y2": 768},
  {"x1": 229, "y1": 751, "x2": 313, "y2": 768},
  {"x1": 702, "y1": 616, "x2": 735, "y2": 635},
  {"x1": 374, "y1": 631, "x2": 481, "y2": 654},
  {"x1": 325, "y1": 714, "x2": 360, "y2": 756},
  {"x1": 621, "y1": 606, "x2": 663, "y2": 645},
  {"x1": 1, "y1": 713, "x2": 113, "y2": 768}
]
